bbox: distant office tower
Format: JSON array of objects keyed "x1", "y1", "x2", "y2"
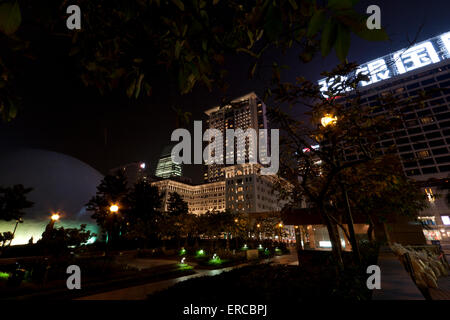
[
  {"x1": 204, "y1": 92, "x2": 270, "y2": 182},
  {"x1": 110, "y1": 161, "x2": 148, "y2": 187},
  {"x1": 155, "y1": 144, "x2": 183, "y2": 179},
  {"x1": 318, "y1": 30, "x2": 450, "y2": 242}
]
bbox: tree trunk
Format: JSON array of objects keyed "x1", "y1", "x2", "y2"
[
  {"x1": 194, "y1": 237, "x2": 199, "y2": 250},
  {"x1": 295, "y1": 226, "x2": 303, "y2": 266},
  {"x1": 340, "y1": 183, "x2": 361, "y2": 265},
  {"x1": 367, "y1": 220, "x2": 374, "y2": 243},
  {"x1": 321, "y1": 209, "x2": 344, "y2": 272},
  {"x1": 8, "y1": 220, "x2": 19, "y2": 247}
]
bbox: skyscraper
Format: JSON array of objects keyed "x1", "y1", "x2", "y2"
[
  {"x1": 155, "y1": 144, "x2": 183, "y2": 179},
  {"x1": 109, "y1": 161, "x2": 148, "y2": 187},
  {"x1": 318, "y1": 31, "x2": 450, "y2": 243},
  {"x1": 204, "y1": 92, "x2": 270, "y2": 182}
]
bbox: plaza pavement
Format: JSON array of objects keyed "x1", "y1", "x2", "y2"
[{"x1": 76, "y1": 251, "x2": 299, "y2": 300}]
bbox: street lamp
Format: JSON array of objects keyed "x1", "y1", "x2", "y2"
[
  {"x1": 320, "y1": 113, "x2": 361, "y2": 263},
  {"x1": 105, "y1": 204, "x2": 120, "y2": 255},
  {"x1": 278, "y1": 223, "x2": 283, "y2": 244},
  {"x1": 46, "y1": 212, "x2": 60, "y2": 232},
  {"x1": 109, "y1": 204, "x2": 119, "y2": 213},
  {"x1": 9, "y1": 218, "x2": 24, "y2": 248},
  {"x1": 321, "y1": 114, "x2": 337, "y2": 127}
]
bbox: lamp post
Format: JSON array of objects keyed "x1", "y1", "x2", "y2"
[
  {"x1": 109, "y1": 204, "x2": 119, "y2": 214},
  {"x1": 278, "y1": 223, "x2": 283, "y2": 244},
  {"x1": 8, "y1": 217, "x2": 24, "y2": 247},
  {"x1": 105, "y1": 204, "x2": 119, "y2": 256},
  {"x1": 321, "y1": 115, "x2": 361, "y2": 264},
  {"x1": 48, "y1": 213, "x2": 60, "y2": 229}
]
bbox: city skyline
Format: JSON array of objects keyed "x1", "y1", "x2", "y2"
[{"x1": 1, "y1": 0, "x2": 450, "y2": 181}]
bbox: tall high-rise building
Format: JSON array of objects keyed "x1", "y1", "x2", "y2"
[
  {"x1": 318, "y1": 31, "x2": 450, "y2": 243},
  {"x1": 109, "y1": 161, "x2": 148, "y2": 187},
  {"x1": 155, "y1": 144, "x2": 183, "y2": 179},
  {"x1": 204, "y1": 92, "x2": 270, "y2": 182}
]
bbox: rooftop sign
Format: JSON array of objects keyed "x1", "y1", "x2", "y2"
[{"x1": 318, "y1": 31, "x2": 450, "y2": 97}]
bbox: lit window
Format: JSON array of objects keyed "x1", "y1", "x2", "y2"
[
  {"x1": 420, "y1": 117, "x2": 434, "y2": 124},
  {"x1": 425, "y1": 188, "x2": 435, "y2": 202},
  {"x1": 417, "y1": 150, "x2": 430, "y2": 159},
  {"x1": 442, "y1": 216, "x2": 450, "y2": 226}
]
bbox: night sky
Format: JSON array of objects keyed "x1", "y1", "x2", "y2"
[{"x1": 1, "y1": 0, "x2": 450, "y2": 183}]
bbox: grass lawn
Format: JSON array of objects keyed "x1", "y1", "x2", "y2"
[{"x1": 0, "y1": 257, "x2": 195, "y2": 300}]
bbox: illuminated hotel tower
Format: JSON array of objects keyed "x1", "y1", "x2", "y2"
[
  {"x1": 155, "y1": 144, "x2": 183, "y2": 179},
  {"x1": 319, "y1": 31, "x2": 450, "y2": 242},
  {"x1": 204, "y1": 92, "x2": 270, "y2": 182}
]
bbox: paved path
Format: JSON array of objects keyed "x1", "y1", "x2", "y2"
[
  {"x1": 372, "y1": 252, "x2": 424, "y2": 300},
  {"x1": 77, "y1": 253, "x2": 298, "y2": 300},
  {"x1": 76, "y1": 263, "x2": 249, "y2": 300},
  {"x1": 114, "y1": 258, "x2": 180, "y2": 271}
]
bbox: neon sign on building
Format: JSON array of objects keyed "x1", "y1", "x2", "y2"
[{"x1": 318, "y1": 31, "x2": 450, "y2": 97}]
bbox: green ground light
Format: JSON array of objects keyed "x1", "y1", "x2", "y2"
[
  {"x1": 208, "y1": 253, "x2": 225, "y2": 265},
  {"x1": 195, "y1": 249, "x2": 206, "y2": 258},
  {"x1": 0, "y1": 272, "x2": 10, "y2": 280},
  {"x1": 178, "y1": 264, "x2": 193, "y2": 270}
]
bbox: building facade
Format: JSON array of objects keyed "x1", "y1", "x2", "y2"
[
  {"x1": 152, "y1": 179, "x2": 226, "y2": 214},
  {"x1": 155, "y1": 144, "x2": 183, "y2": 179},
  {"x1": 152, "y1": 164, "x2": 287, "y2": 215},
  {"x1": 204, "y1": 92, "x2": 270, "y2": 182},
  {"x1": 223, "y1": 163, "x2": 286, "y2": 213},
  {"x1": 319, "y1": 31, "x2": 450, "y2": 243}
]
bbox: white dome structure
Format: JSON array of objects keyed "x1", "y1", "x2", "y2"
[{"x1": 0, "y1": 148, "x2": 102, "y2": 245}]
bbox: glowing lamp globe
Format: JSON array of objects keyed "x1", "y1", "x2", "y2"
[{"x1": 321, "y1": 115, "x2": 337, "y2": 127}]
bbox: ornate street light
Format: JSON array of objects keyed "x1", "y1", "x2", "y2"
[{"x1": 321, "y1": 115, "x2": 337, "y2": 127}]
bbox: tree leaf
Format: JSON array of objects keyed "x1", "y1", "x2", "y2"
[
  {"x1": 0, "y1": 1, "x2": 21, "y2": 36},
  {"x1": 288, "y1": 0, "x2": 298, "y2": 10},
  {"x1": 175, "y1": 40, "x2": 184, "y2": 59},
  {"x1": 135, "y1": 74, "x2": 145, "y2": 99},
  {"x1": 335, "y1": 24, "x2": 350, "y2": 62},
  {"x1": 264, "y1": 4, "x2": 283, "y2": 42},
  {"x1": 307, "y1": 9, "x2": 326, "y2": 37},
  {"x1": 320, "y1": 19, "x2": 337, "y2": 57},
  {"x1": 127, "y1": 79, "x2": 136, "y2": 98},
  {"x1": 171, "y1": 0, "x2": 185, "y2": 11}
]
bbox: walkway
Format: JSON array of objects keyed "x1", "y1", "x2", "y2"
[
  {"x1": 77, "y1": 263, "x2": 250, "y2": 300},
  {"x1": 372, "y1": 250, "x2": 424, "y2": 300},
  {"x1": 77, "y1": 252, "x2": 298, "y2": 300}
]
